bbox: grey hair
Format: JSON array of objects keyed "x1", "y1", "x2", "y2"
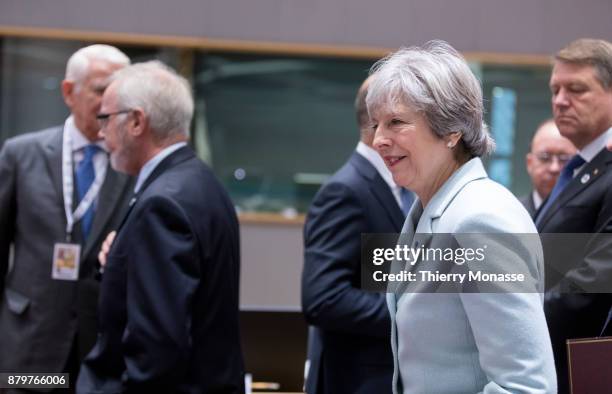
[
  {"x1": 65, "y1": 44, "x2": 130, "y2": 82},
  {"x1": 366, "y1": 40, "x2": 495, "y2": 157},
  {"x1": 111, "y1": 61, "x2": 193, "y2": 140}
]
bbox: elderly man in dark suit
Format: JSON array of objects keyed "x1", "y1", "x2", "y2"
[
  {"x1": 0, "y1": 45, "x2": 132, "y2": 392},
  {"x1": 520, "y1": 119, "x2": 576, "y2": 217},
  {"x1": 301, "y1": 77, "x2": 413, "y2": 394},
  {"x1": 535, "y1": 38, "x2": 612, "y2": 394},
  {"x1": 77, "y1": 61, "x2": 244, "y2": 394}
]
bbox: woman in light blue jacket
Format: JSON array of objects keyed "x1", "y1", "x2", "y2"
[{"x1": 366, "y1": 41, "x2": 557, "y2": 394}]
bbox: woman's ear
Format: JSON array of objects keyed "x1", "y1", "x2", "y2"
[{"x1": 446, "y1": 132, "x2": 462, "y2": 148}]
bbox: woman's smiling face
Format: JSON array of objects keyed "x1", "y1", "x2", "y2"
[{"x1": 371, "y1": 101, "x2": 456, "y2": 201}]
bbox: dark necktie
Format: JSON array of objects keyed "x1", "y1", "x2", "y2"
[
  {"x1": 400, "y1": 188, "x2": 415, "y2": 217},
  {"x1": 535, "y1": 154, "x2": 586, "y2": 226},
  {"x1": 76, "y1": 144, "x2": 99, "y2": 240}
]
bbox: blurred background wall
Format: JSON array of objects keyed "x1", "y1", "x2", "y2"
[{"x1": 1, "y1": 0, "x2": 611, "y2": 54}]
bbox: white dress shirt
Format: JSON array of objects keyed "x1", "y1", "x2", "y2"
[
  {"x1": 573, "y1": 126, "x2": 612, "y2": 175},
  {"x1": 65, "y1": 116, "x2": 108, "y2": 208}
]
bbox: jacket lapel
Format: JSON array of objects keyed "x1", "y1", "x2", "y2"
[
  {"x1": 82, "y1": 167, "x2": 131, "y2": 260},
  {"x1": 387, "y1": 290, "x2": 399, "y2": 392},
  {"x1": 387, "y1": 199, "x2": 422, "y2": 393},
  {"x1": 41, "y1": 127, "x2": 65, "y2": 213},
  {"x1": 114, "y1": 146, "x2": 195, "y2": 235},
  {"x1": 350, "y1": 152, "x2": 405, "y2": 231},
  {"x1": 537, "y1": 149, "x2": 612, "y2": 229},
  {"x1": 419, "y1": 157, "x2": 488, "y2": 233},
  {"x1": 371, "y1": 176, "x2": 405, "y2": 232}
]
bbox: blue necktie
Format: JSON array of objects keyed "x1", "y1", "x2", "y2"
[
  {"x1": 535, "y1": 154, "x2": 585, "y2": 225},
  {"x1": 400, "y1": 188, "x2": 414, "y2": 216},
  {"x1": 76, "y1": 144, "x2": 99, "y2": 240}
]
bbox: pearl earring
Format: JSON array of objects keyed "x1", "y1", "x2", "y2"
[{"x1": 447, "y1": 142, "x2": 454, "y2": 148}]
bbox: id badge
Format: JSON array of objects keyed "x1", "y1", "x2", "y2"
[{"x1": 52, "y1": 243, "x2": 81, "y2": 281}]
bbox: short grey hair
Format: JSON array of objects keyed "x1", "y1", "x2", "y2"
[
  {"x1": 65, "y1": 44, "x2": 130, "y2": 82},
  {"x1": 366, "y1": 40, "x2": 494, "y2": 157},
  {"x1": 111, "y1": 61, "x2": 194, "y2": 140}
]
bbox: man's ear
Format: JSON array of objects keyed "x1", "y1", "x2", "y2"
[
  {"x1": 129, "y1": 108, "x2": 147, "y2": 137},
  {"x1": 526, "y1": 153, "x2": 534, "y2": 176},
  {"x1": 61, "y1": 80, "x2": 75, "y2": 109}
]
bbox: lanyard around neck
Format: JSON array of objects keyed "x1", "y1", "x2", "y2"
[{"x1": 61, "y1": 127, "x2": 107, "y2": 241}]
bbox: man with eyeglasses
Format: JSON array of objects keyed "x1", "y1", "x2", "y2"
[
  {"x1": 77, "y1": 61, "x2": 244, "y2": 393},
  {"x1": 0, "y1": 45, "x2": 133, "y2": 393},
  {"x1": 520, "y1": 119, "x2": 576, "y2": 217}
]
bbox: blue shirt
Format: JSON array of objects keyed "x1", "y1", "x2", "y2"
[{"x1": 134, "y1": 142, "x2": 188, "y2": 193}]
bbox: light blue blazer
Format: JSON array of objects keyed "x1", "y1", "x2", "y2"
[{"x1": 387, "y1": 158, "x2": 557, "y2": 394}]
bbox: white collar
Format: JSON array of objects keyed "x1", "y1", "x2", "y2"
[
  {"x1": 355, "y1": 141, "x2": 397, "y2": 190},
  {"x1": 578, "y1": 126, "x2": 612, "y2": 163},
  {"x1": 64, "y1": 115, "x2": 108, "y2": 153},
  {"x1": 532, "y1": 190, "x2": 544, "y2": 210}
]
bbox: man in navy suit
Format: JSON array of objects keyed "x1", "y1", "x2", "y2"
[
  {"x1": 77, "y1": 61, "x2": 244, "y2": 393},
  {"x1": 535, "y1": 38, "x2": 612, "y2": 394},
  {"x1": 301, "y1": 78, "x2": 413, "y2": 394}
]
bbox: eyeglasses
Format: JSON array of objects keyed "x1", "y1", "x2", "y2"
[
  {"x1": 96, "y1": 109, "x2": 132, "y2": 128},
  {"x1": 534, "y1": 152, "x2": 573, "y2": 165}
]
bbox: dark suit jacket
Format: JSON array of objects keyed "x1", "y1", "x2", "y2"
[
  {"x1": 77, "y1": 146, "x2": 244, "y2": 394},
  {"x1": 519, "y1": 192, "x2": 537, "y2": 218},
  {"x1": 535, "y1": 148, "x2": 612, "y2": 394},
  {"x1": 301, "y1": 152, "x2": 404, "y2": 394},
  {"x1": 0, "y1": 126, "x2": 133, "y2": 373}
]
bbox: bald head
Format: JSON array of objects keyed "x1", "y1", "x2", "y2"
[
  {"x1": 526, "y1": 120, "x2": 577, "y2": 199},
  {"x1": 531, "y1": 120, "x2": 566, "y2": 149}
]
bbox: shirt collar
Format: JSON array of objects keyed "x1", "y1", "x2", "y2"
[
  {"x1": 64, "y1": 115, "x2": 108, "y2": 153},
  {"x1": 355, "y1": 141, "x2": 397, "y2": 191},
  {"x1": 578, "y1": 126, "x2": 612, "y2": 163},
  {"x1": 532, "y1": 190, "x2": 543, "y2": 210},
  {"x1": 134, "y1": 142, "x2": 188, "y2": 193}
]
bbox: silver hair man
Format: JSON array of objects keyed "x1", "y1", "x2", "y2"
[
  {"x1": 366, "y1": 40, "x2": 494, "y2": 157},
  {"x1": 98, "y1": 61, "x2": 193, "y2": 176},
  {"x1": 111, "y1": 61, "x2": 193, "y2": 141},
  {"x1": 61, "y1": 44, "x2": 130, "y2": 142},
  {"x1": 0, "y1": 43, "x2": 134, "y2": 385},
  {"x1": 65, "y1": 44, "x2": 130, "y2": 83}
]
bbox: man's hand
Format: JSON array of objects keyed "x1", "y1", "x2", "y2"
[{"x1": 98, "y1": 231, "x2": 117, "y2": 268}]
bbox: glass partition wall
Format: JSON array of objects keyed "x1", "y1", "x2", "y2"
[{"x1": 0, "y1": 36, "x2": 553, "y2": 215}]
